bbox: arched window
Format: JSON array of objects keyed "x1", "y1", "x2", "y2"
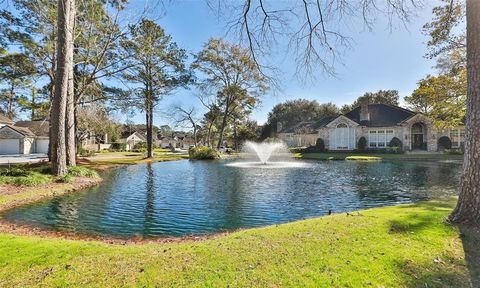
[
  {"x1": 411, "y1": 123, "x2": 423, "y2": 134},
  {"x1": 337, "y1": 123, "x2": 348, "y2": 128}
]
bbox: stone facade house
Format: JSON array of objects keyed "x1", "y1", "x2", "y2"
[{"x1": 278, "y1": 102, "x2": 465, "y2": 152}]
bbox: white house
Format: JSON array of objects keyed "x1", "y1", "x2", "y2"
[
  {"x1": 120, "y1": 131, "x2": 147, "y2": 151},
  {"x1": 0, "y1": 120, "x2": 50, "y2": 155},
  {"x1": 278, "y1": 101, "x2": 465, "y2": 152}
]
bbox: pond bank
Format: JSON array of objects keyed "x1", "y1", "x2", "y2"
[{"x1": 0, "y1": 196, "x2": 478, "y2": 287}]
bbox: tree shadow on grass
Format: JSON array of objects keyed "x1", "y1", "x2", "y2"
[
  {"x1": 459, "y1": 225, "x2": 480, "y2": 288},
  {"x1": 394, "y1": 258, "x2": 471, "y2": 288}
]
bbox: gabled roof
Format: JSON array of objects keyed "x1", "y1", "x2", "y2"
[
  {"x1": 0, "y1": 113, "x2": 14, "y2": 125},
  {"x1": 0, "y1": 125, "x2": 36, "y2": 137},
  {"x1": 344, "y1": 104, "x2": 417, "y2": 127},
  {"x1": 15, "y1": 120, "x2": 49, "y2": 137}
]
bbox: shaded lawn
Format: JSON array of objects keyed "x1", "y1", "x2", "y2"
[{"x1": 0, "y1": 199, "x2": 478, "y2": 287}]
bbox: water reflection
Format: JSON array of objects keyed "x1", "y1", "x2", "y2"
[{"x1": 3, "y1": 159, "x2": 462, "y2": 238}]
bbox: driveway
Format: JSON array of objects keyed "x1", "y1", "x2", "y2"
[{"x1": 0, "y1": 154, "x2": 48, "y2": 165}]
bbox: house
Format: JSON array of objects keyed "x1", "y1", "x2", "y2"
[
  {"x1": 120, "y1": 131, "x2": 147, "y2": 151},
  {"x1": 157, "y1": 136, "x2": 177, "y2": 149},
  {"x1": 0, "y1": 113, "x2": 14, "y2": 128},
  {"x1": 278, "y1": 101, "x2": 465, "y2": 152},
  {"x1": 14, "y1": 121, "x2": 50, "y2": 154}
]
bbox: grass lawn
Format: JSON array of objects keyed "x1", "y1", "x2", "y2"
[
  {"x1": 295, "y1": 152, "x2": 464, "y2": 161},
  {"x1": 1, "y1": 194, "x2": 479, "y2": 287}
]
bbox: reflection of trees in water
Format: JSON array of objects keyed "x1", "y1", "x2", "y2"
[{"x1": 143, "y1": 163, "x2": 156, "y2": 235}]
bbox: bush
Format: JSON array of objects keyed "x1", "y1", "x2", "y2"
[
  {"x1": 438, "y1": 136, "x2": 452, "y2": 150},
  {"x1": 78, "y1": 147, "x2": 95, "y2": 157},
  {"x1": 357, "y1": 137, "x2": 367, "y2": 151},
  {"x1": 315, "y1": 138, "x2": 325, "y2": 152},
  {"x1": 67, "y1": 166, "x2": 99, "y2": 178},
  {"x1": 0, "y1": 167, "x2": 29, "y2": 177},
  {"x1": 0, "y1": 168, "x2": 52, "y2": 186},
  {"x1": 388, "y1": 137, "x2": 403, "y2": 148},
  {"x1": 189, "y1": 146, "x2": 219, "y2": 160},
  {"x1": 110, "y1": 142, "x2": 127, "y2": 151},
  {"x1": 421, "y1": 142, "x2": 428, "y2": 150},
  {"x1": 57, "y1": 174, "x2": 74, "y2": 183},
  {"x1": 133, "y1": 142, "x2": 157, "y2": 150},
  {"x1": 13, "y1": 172, "x2": 51, "y2": 186}
]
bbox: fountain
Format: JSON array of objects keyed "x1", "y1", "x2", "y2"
[{"x1": 226, "y1": 140, "x2": 308, "y2": 168}]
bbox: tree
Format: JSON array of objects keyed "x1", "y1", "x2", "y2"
[
  {"x1": 172, "y1": 105, "x2": 200, "y2": 146},
  {"x1": 341, "y1": 90, "x2": 400, "y2": 113},
  {"x1": 423, "y1": 0, "x2": 466, "y2": 74},
  {"x1": 193, "y1": 38, "x2": 268, "y2": 148},
  {"x1": 449, "y1": 0, "x2": 480, "y2": 225},
  {"x1": 405, "y1": 71, "x2": 466, "y2": 128},
  {"x1": 51, "y1": 0, "x2": 75, "y2": 176},
  {"x1": 122, "y1": 19, "x2": 190, "y2": 158},
  {"x1": 76, "y1": 104, "x2": 120, "y2": 145},
  {"x1": 265, "y1": 99, "x2": 339, "y2": 134},
  {"x1": 0, "y1": 53, "x2": 36, "y2": 118}
]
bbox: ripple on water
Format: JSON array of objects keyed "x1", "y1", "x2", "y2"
[{"x1": 2, "y1": 159, "x2": 461, "y2": 238}]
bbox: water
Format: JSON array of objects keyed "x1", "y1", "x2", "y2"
[{"x1": 2, "y1": 159, "x2": 461, "y2": 238}]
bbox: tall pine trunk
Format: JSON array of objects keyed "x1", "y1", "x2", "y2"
[
  {"x1": 51, "y1": 0, "x2": 73, "y2": 176},
  {"x1": 65, "y1": 0, "x2": 76, "y2": 167},
  {"x1": 146, "y1": 87, "x2": 154, "y2": 158},
  {"x1": 449, "y1": 0, "x2": 480, "y2": 225}
]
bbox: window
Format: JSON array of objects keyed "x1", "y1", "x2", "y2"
[
  {"x1": 337, "y1": 123, "x2": 348, "y2": 128},
  {"x1": 377, "y1": 130, "x2": 386, "y2": 147},
  {"x1": 369, "y1": 131, "x2": 377, "y2": 147},
  {"x1": 450, "y1": 128, "x2": 465, "y2": 148},
  {"x1": 369, "y1": 129, "x2": 394, "y2": 148}
]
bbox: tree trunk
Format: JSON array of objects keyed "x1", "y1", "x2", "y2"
[
  {"x1": 449, "y1": 0, "x2": 480, "y2": 225},
  {"x1": 146, "y1": 89, "x2": 154, "y2": 158},
  {"x1": 51, "y1": 0, "x2": 73, "y2": 176},
  {"x1": 65, "y1": 0, "x2": 76, "y2": 167},
  {"x1": 217, "y1": 102, "x2": 230, "y2": 149}
]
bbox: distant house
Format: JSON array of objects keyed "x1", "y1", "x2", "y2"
[
  {"x1": 120, "y1": 131, "x2": 147, "y2": 151},
  {"x1": 0, "y1": 113, "x2": 14, "y2": 128},
  {"x1": 157, "y1": 135, "x2": 177, "y2": 149},
  {"x1": 278, "y1": 101, "x2": 465, "y2": 152},
  {"x1": 0, "y1": 119, "x2": 50, "y2": 155}
]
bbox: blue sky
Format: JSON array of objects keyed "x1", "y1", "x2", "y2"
[
  {"x1": 3, "y1": 0, "x2": 439, "y2": 127},
  {"x1": 119, "y1": 0, "x2": 438, "y2": 127}
]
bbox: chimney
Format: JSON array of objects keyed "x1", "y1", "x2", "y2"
[{"x1": 359, "y1": 97, "x2": 370, "y2": 123}]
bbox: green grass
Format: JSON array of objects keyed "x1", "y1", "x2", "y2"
[
  {"x1": 0, "y1": 167, "x2": 52, "y2": 186},
  {"x1": 296, "y1": 152, "x2": 464, "y2": 161},
  {"x1": 0, "y1": 197, "x2": 477, "y2": 287}
]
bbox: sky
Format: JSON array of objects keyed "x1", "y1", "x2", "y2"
[
  {"x1": 3, "y1": 0, "x2": 440, "y2": 127},
  {"x1": 117, "y1": 0, "x2": 439, "y2": 128}
]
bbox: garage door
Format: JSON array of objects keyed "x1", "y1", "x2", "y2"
[
  {"x1": 36, "y1": 139, "x2": 49, "y2": 154},
  {"x1": 0, "y1": 139, "x2": 20, "y2": 154}
]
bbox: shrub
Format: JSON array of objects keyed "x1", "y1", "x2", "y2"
[
  {"x1": 78, "y1": 147, "x2": 95, "y2": 157},
  {"x1": 13, "y1": 172, "x2": 51, "y2": 186},
  {"x1": 357, "y1": 137, "x2": 367, "y2": 151},
  {"x1": 315, "y1": 138, "x2": 325, "y2": 152},
  {"x1": 67, "y1": 166, "x2": 99, "y2": 178},
  {"x1": 57, "y1": 174, "x2": 74, "y2": 183},
  {"x1": 421, "y1": 142, "x2": 428, "y2": 150},
  {"x1": 133, "y1": 142, "x2": 157, "y2": 150},
  {"x1": 189, "y1": 146, "x2": 219, "y2": 160},
  {"x1": 0, "y1": 167, "x2": 29, "y2": 177},
  {"x1": 110, "y1": 142, "x2": 127, "y2": 151},
  {"x1": 438, "y1": 136, "x2": 452, "y2": 150},
  {"x1": 388, "y1": 137, "x2": 402, "y2": 148}
]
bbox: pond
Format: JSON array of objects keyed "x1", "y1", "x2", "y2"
[{"x1": 2, "y1": 159, "x2": 461, "y2": 238}]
